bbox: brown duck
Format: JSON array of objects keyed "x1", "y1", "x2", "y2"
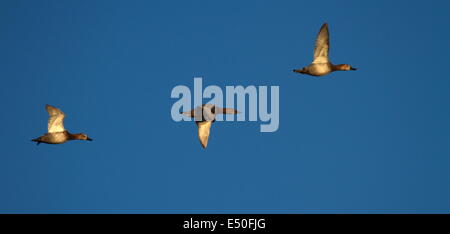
[
  {"x1": 32, "y1": 105, "x2": 93, "y2": 145},
  {"x1": 182, "y1": 104, "x2": 239, "y2": 149},
  {"x1": 293, "y1": 23, "x2": 357, "y2": 76}
]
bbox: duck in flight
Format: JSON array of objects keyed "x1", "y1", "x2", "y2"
[
  {"x1": 182, "y1": 104, "x2": 239, "y2": 149},
  {"x1": 32, "y1": 104, "x2": 93, "y2": 145},
  {"x1": 293, "y1": 23, "x2": 357, "y2": 76}
]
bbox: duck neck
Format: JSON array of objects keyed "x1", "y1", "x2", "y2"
[
  {"x1": 332, "y1": 64, "x2": 350, "y2": 71},
  {"x1": 68, "y1": 132, "x2": 84, "y2": 140}
]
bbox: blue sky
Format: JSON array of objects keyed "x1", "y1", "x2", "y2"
[{"x1": 1, "y1": 0, "x2": 450, "y2": 213}]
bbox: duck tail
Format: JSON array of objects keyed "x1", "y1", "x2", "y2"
[
  {"x1": 293, "y1": 69, "x2": 304, "y2": 74},
  {"x1": 31, "y1": 138, "x2": 41, "y2": 145}
]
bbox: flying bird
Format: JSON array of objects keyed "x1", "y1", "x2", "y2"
[
  {"x1": 31, "y1": 104, "x2": 93, "y2": 145},
  {"x1": 293, "y1": 23, "x2": 357, "y2": 76},
  {"x1": 182, "y1": 104, "x2": 239, "y2": 149}
]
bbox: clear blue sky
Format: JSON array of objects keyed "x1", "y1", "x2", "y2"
[{"x1": 1, "y1": 0, "x2": 450, "y2": 213}]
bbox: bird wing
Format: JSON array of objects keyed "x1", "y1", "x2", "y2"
[
  {"x1": 181, "y1": 109, "x2": 195, "y2": 117},
  {"x1": 45, "y1": 104, "x2": 65, "y2": 133},
  {"x1": 215, "y1": 107, "x2": 240, "y2": 114},
  {"x1": 312, "y1": 23, "x2": 330, "y2": 64},
  {"x1": 182, "y1": 107, "x2": 206, "y2": 121},
  {"x1": 196, "y1": 121, "x2": 212, "y2": 148}
]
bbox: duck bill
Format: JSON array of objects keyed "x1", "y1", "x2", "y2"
[
  {"x1": 86, "y1": 137, "x2": 93, "y2": 141},
  {"x1": 350, "y1": 67, "x2": 357, "y2": 71}
]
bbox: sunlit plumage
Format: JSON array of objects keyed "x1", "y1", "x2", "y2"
[
  {"x1": 293, "y1": 23, "x2": 357, "y2": 76},
  {"x1": 31, "y1": 105, "x2": 93, "y2": 145},
  {"x1": 182, "y1": 104, "x2": 239, "y2": 149}
]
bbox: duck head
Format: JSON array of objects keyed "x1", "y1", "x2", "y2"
[{"x1": 71, "y1": 133, "x2": 93, "y2": 141}]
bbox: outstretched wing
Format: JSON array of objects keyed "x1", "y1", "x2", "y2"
[
  {"x1": 45, "y1": 104, "x2": 65, "y2": 133},
  {"x1": 181, "y1": 109, "x2": 195, "y2": 117},
  {"x1": 182, "y1": 107, "x2": 206, "y2": 121},
  {"x1": 215, "y1": 107, "x2": 240, "y2": 115},
  {"x1": 196, "y1": 121, "x2": 212, "y2": 149},
  {"x1": 313, "y1": 23, "x2": 330, "y2": 64}
]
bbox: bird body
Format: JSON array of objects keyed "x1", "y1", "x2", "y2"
[
  {"x1": 298, "y1": 62, "x2": 333, "y2": 76},
  {"x1": 33, "y1": 131, "x2": 70, "y2": 145}
]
